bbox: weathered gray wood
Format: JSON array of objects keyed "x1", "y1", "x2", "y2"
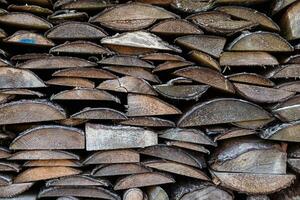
[
  {"x1": 46, "y1": 175, "x2": 111, "y2": 187},
  {"x1": 0, "y1": 183, "x2": 34, "y2": 198}
]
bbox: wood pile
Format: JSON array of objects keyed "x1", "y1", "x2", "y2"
[{"x1": 0, "y1": 0, "x2": 299, "y2": 199}]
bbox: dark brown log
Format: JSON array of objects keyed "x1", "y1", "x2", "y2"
[
  {"x1": 104, "y1": 66, "x2": 160, "y2": 83},
  {"x1": 227, "y1": 73, "x2": 275, "y2": 87},
  {"x1": 152, "y1": 61, "x2": 194, "y2": 73},
  {"x1": 0, "y1": 67, "x2": 46, "y2": 89},
  {"x1": 9, "y1": 125, "x2": 85, "y2": 150},
  {"x1": 173, "y1": 66, "x2": 234, "y2": 93},
  {"x1": 11, "y1": 53, "x2": 52, "y2": 62},
  {"x1": 232, "y1": 118, "x2": 275, "y2": 129},
  {"x1": 216, "y1": 6, "x2": 280, "y2": 31},
  {"x1": 89, "y1": 3, "x2": 178, "y2": 31},
  {"x1": 0, "y1": 183, "x2": 34, "y2": 198},
  {"x1": 139, "y1": 145, "x2": 206, "y2": 168},
  {"x1": 220, "y1": 52, "x2": 279, "y2": 66},
  {"x1": 14, "y1": 167, "x2": 81, "y2": 183},
  {"x1": 144, "y1": 160, "x2": 209, "y2": 180},
  {"x1": 120, "y1": 117, "x2": 175, "y2": 127},
  {"x1": 52, "y1": 67, "x2": 117, "y2": 79},
  {"x1": 150, "y1": 19, "x2": 203, "y2": 36},
  {"x1": 71, "y1": 108, "x2": 127, "y2": 120},
  {"x1": 114, "y1": 172, "x2": 175, "y2": 190},
  {"x1": 83, "y1": 149, "x2": 140, "y2": 165},
  {"x1": 187, "y1": 11, "x2": 256, "y2": 36},
  {"x1": 140, "y1": 53, "x2": 185, "y2": 62},
  {"x1": 46, "y1": 22, "x2": 107, "y2": 40},
  {"x1": 280, "y1": 1, "x2": 300, "y2": 40},
  {"x1": 233, "y1": 83, "x2": 295, "y2": 103},
  {"x1": 146, "y1": 186, "x2": 169, "y2": 200},
  {"x1": 50, "y1": 41, "x2": 113, "y2": 55},
  {"x1": 38, "y1": 186, "x2": 120, "y2": 199},
  {"x1": 171, "y1": 0, "x2": 214, "y2": 13},
  {"x1": 0, "y1": 12, "x2": 52, "y2": 29},
  {"x1": 271, "y1": 0, "x2": 297, "y2": 15},
  {"x1": 46, "y1": 77, "x2": 95, "y2": 88},
  {"x1": 54, "y1": 0, "x2": 116, "y2": 11},
  {"x1": 48, "y1": 10, "x2": 88, "y2": 24},
  {"x1": 91, "y1": 163, "x2": 151, "y2": 177},
  {"x1": 189, "y1": 50, "x2": 221, "y2": 71},
  {"x1": 265, "y1": 64, "x2": 300, "y2": 79},
  {"x1": 261, "y1": 121, "x2": 300, "y2": 142},
  {"x1": 123, "y1": 188, "x2": 144, "y2": 200},
  {"x1": 166, "y1": 141, "x2": 210, "y2": 154},
  {"x1": 211, "y1": 171, "x2": 295, "y2": 194},
  {"x1": 101, "y1": 31, "x2": 181, "y2": 55},
  {"x1": 99, "y1": 56, "x2": 155, "y2": 69},
  {"x1": 23, "y1": 160, "x2": 82, "y2": 167},
  {"x1": 0, "y1": 100, "x2": 66, "y2": 125},
  {"x1": 85, "y1": 123, "x2": 157, "y2": 151},
  {"x1": 18, "y1": 56, "x2": 97, "y2": 69},
  {"x1": 177, "y1": 98, "x2": 272, "y2": 127},
  {"x1": 227, "y1": 31, "x2": 293, "y2": 52},
  {"x1": 51, "y1": 88, "x2": 119, "y2": 103},
  {"x1": 159, "y1": 128, "x2": 216, "y2": 146},
  {"x1": 46, "y1": 175, "x2": 110, "y2": 187},
  {"x1": 9, "y1": 150, "x2": 80, "y2": 160},
  {"x1": 97, "y1": 76, "x2": 157, "y2": 95},
  {"x1": 7, "y1": 4, "x2": 53, "y2": 15},
  {"x1": 288, "y1": 144, "x2": 300, "y2": 158},
  {"x1": 214, "y1": 128, "x2": 256, "y2": 141},
  {"x1": 0, "y1": 89, "x2": 44, "y2": 97},
  {"x1": 126, "y1": 94, "x2": 181, "y2": 116},
  {"x1": 175, "y1": 35, "x2": 226, "y2": 58},
  {"x1": 4, "y1": 31, "x2": 54, "y2": 47}
]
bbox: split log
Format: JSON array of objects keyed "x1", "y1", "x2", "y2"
[
  {"x1": 52, "y1": 67, "x2": 117, "y2": 79},
  {"x1": 9, "y1": 125, "x2": 85, "y2": 150},
  {"x1": 0, "y1": 162, "x2": 20, "y2": 172},
  {"x1": 7, "y1": 4, "x2": 53, "y2": 16},
  {"x1": 71, "y1": 108, "x2": 127, "y2": 120},
  {"x1": 23, "y1": 160, "x2": 81, "y2": 167},
  {"x1": 48, "y1": 10, "x2": 88, "y2": 24},
  {"x1": 0, "y1": 183, "x2": 34, "y2": 198},
  {"x1": 227, "y1": 73, "x2": 275, "y2": 87},
  {"x1": 140, "y1": 53, "x2": 184, "y2": 62},
  {"x1": 99, "y1": 55, "x2": 155, "y2": 69},
  {"x1": 271, "y1": 0, "x2": 297, "y2": 15},
  {"x1": 188, "y1": 50, "x2": 221, "y2": 71},
  {"x1": 11, "y1": 53, "x2": 52, "y2": 62},
  {"x1": 0, "y1": 89, "x2": 44, "y2": 97},
  {"x1": 146, "y1": 186, "x2": 169, "y2": 200},
  {"x1": 272, "y1": 95, "x2": 300, "y2": 122},
  {"x1": 85, "y1": 124, "x2": 157, "y2": 151},
  {"x1": 265, "y1": 64, "x2": 300, "y2": 79},
  {"x1": 46, "y1": 175, "x2": 110, "y2": 187},
  {"x1": 54, "y1": 0, "x2": 116, "y2": 11},
  {"x1": 276, "y1": 81, "x2": 300, "y2": 93},
  {"x1": 214, "y1": 128, "x2": 256, "y2": 141},
  {"x1": 8, "y1": 150, "x2": 80, "y2": 160},
  {"x1": 280, "y1": 1, "x2": 300, "y2": 40},
  {"x1": 171, "y1": 0, "x2": 214, "y2": 13},
  {"x1": 0, "y1": 148, "x2": 10, "y2": 159},
  {"x1": 3, "y1": 31, "x2": 54, "y2": 47},
  {"x1": 152, "y1": 61, "x2": 193, "y2": 73},
  {"x1": 120, "y1": 117, "x2": 175, "y2": 127},
  {"x1": 165, "y1": 141, "x2": 210, "y2": 154},
  {"x1": 0, "y1": 174, "x2": 12, "y2": 186},
  {"x1": 232, "y1": 118, "x2": 275, "y2": 129},
  {"x1": 246, "y1": 195, "x2": 270, "y2": 200},
  {"x1": 123, "y1": 188, "x2": 145, "y2": 200},
  {"x1": 0, "y1": 194, "x2": 37, "y2": 200},
  {"x1": 46, "y1": 77, "x2": 95, "y2": 88},
  {"x1": 287, "y1": 158, "x2": 300, "y2": 173},
  {"x1": 220, "y1": 52, "x2": 279, "y2": 66},
  {"x1": 261, "y1": 121, "x2": 300, "y2": 142}
]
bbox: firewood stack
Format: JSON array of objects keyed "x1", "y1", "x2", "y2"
[{"x1": 0, "y1": 0, "x2": 299, "y2": 199}]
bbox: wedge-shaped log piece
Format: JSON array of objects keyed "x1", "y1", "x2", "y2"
[
  {"x1": 175, "y1": 35, "x2": 226, "y2": 58},
  {"x1": 23, "y1": 160, "x2": 81, "y2": 167},
  {"x1": 0, "y1": 174, "x2": 12, "y2": 186},
  {"x1": 123, "y1": 188, "x2": 145, "y2": 200},
  {"x1": 46, "y1": 175, "x2": 110, "y2": 187},
  {"x1": 150, "y1": 19, "x2": 203, "y2": 36},
  {"x1": 173, "y1": 66, "x2": 235, "y2": 93},
  {"x1": 166, "y1": 141, "x2": 210, "y2": 154},
  {"x1": 265, "y1": 64, "x2": 300, "y2": 79},
  {"x1": 83, "y1": 149, "x2": 140, "y2": 165},
  {"x1": 0, "y1": 183, "x2": 34, "y2": 198},
  {"x1": 120, "y1": 117, "x2": 175, "y2": 127},
  {"x1": 14, "y1": 0, "x2": 52, "y2": 7},
  {"x1": 101, "y1": 31, "x2": 181, "y2": 55},
  {"x1": 54, "y1": 0, "x2": 116, "y2": 11},
  {"x1": 227, "y1": 73, "x2": 275, "y2": 87},
  {"x1": 227, "y1": 31, "x2": 293, "y2": 52},
  {"x1": 0, "y1": 67, "x2": 45, "y2": 89},
  {"x1": 214, "y1": 128, "x2": 255, "y2": 141},
  {"x1": 89, "y1": 3, "x2": 178, "y2": 31},
  {"x1": 7, "y1": 4, "x2": 52, "y2": 15},
  {"x1": 178, "y1": 98, "x2": 272, "y2": 127},
  {"x1": 281, "y1": 1, "x2": 300, "y2": 40},
  {"x1": 11, "y1": 53, "x2": 52, "y2": 62},
  {"x1": 271, "y1": 0, "x2": 297, "y2": 15},
  {"x1": 53, "y1": 68, "x2": 117, "y2": 79},
  {"x1": 0, "y1": 147, "x2": 10, "y2": 159},
  {"x1": 48, "y1": 10, "x2": 88, "y2": 24},
  {"x1": 216, "y1": 6, "x2": 280, "y2": 31},
  {"x1": 171, "y1": 0, "x2": 214, "y2": 13},
  {"x1": 233, "y1": 118, "x2": 274, "y2": 131},
  {"x1": 4, "y1": 31, "x2": 54, "y2": 47},
  {"x1": 99, "y1": 56, "x2": 155, "y2": 69},
  {"x1": 98, "y1": 76, "x2": 157, "y2": 95},
  {"x1": 234, "y1": 83, "x2": 295, "y2": 103},
  {"x1": 0, "y1": 100, "x2": 66, "y2": 125},
  {"x1": 9, "y1": 150, "x2": 79, "y2": 160},
  {"x1": 211, "y1": 171, "x2": 295, "y2": 194},
  {"x1": 72, "y1": 108, "x2": 126, "y2": 120},
  {"x1": 288, "y1": 158, "x2": 300, "y2": 173},
  {"x1": 187, "y1": 11, "x2": 256, "y2": 36},
  {"x1": 14, "y1": 167, "x2": 81, "y2": 183},
  {"x1": 159, "y1": 128, "x2": 216, "y2": 146},
  {"x1": 18, "y1": 56, "x2": 97, "y2": 69},
  {"x1": 51, "y1": 88, "x2": 119, "y2": 103},
  {"x1": 50, "y1": 41, "x2": 113, "y2": 55},
  {"x1": 0, "y1": 12, "x2": 52, "y2": 29},
  {"x1": 39, "y1": 186, "x2": 120, "y2": 199},
  {"x1": 46, "y1": 22, "x2": 107, "y2": 40},
  {"x1": 220, "y1": 52, "x2": 278, "y2": 66},
  {"x1": 57, "y1": 118, "x2": 87, "y2": 126},
  {"x1": 114, "y1": 172, "x2": 174, "y2": 190},
  {"x1": 127, "y1": 94, "x2": 181, "y2": 116},
  {"x1": 144, "y1": 160, "x2": 209, "y2": 180},
  {"x1": 104, "y1": 66, "x2": 160, "y2": 83},
  {"x1": 147, "y1": 186, "x2": 168, "y2": 200},
  {"x1": 273, "y1": 103, "x2": 300, "y2": 122},
  {"x1": 141, "y1": 52, "x2": 185, "y2": 62},
  {"x1": 86, "y1": 124, "x2": 157, "y2": 151},
  {"x1": 10, "y1": 125, "x2": 85, "y2": 150},
  {"x1": 0, "y1": 89, "x2": 44, "y2": 97},
  {"x1": 152, "y1": 61, "x2": 193, "y2": 73},
  {"x1": 153, "y1": 84, "x2": 209, "y2": 100},
  {"x1": 189, "y1": 50, "x2": 221, "y2": 71},
  {"x1": 46, "y1": 77, "x2": 95, "y2": 88},
  {"x1": 284, "y1": 54, "x2": 300, "y2": 64},
  {"x1": 139, "y1": 145, "x2": 206, "y2": 168},
  {"x1": 91, "y1": 163, "x2": 151, "y2": 177},
  {"x1": 0, "y1": 162, "x2": 20, "y2": 172},
  {"x1": 261, "y1": 121, "x2": 300, "y2": 142}
]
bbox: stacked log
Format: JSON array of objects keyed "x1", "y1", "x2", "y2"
[{"x1": 0, "y1": 0, "x2": 299, "y2": 199}]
